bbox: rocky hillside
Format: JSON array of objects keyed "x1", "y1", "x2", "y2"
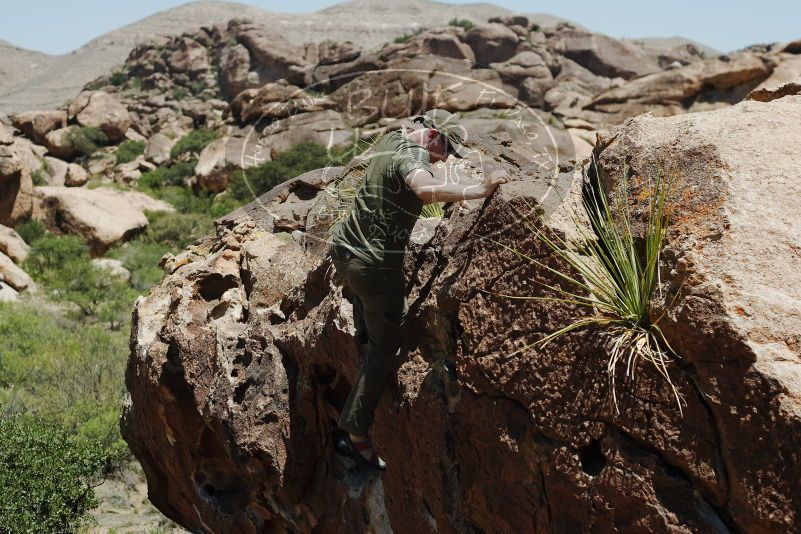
[
  {"x1": 0, "y1": 0, "x2": 579, "y2": 113},
  {"x1": 1, "y1": 7, "x2": 799, "y2": 532}
]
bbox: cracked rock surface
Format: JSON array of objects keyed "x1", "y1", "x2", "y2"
[{"x1": 123, "y1": 90, "x2": 801, "y2": 533}]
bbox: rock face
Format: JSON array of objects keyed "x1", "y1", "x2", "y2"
[
  {"x1": 591, "y1": 89, "x2": 801, "y2": 533},
  {"x1": 464, "y1": 23, "x2": 520, "y2": 65},
  {"x1": 0, "y1": 143, "x2": 32, "y2": 226},
  {"x1": 33, "y1": 186, "x2": 173, "y2": 255},
  {"x1": 586, "y1": 52, "x2": 774, "y2": 123},
  {"x1": 67, "y1": 91, "x2": 130, "y2": 142},
  {"x1": 546, "y1": 24, "x2": 662, "y2": 79},
  {"x1": 123, "y1": 89, "x2": 801, "y2": 533}
]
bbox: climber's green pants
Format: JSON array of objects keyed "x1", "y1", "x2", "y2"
[{"x1": 328, "y1": 243, "x2": 408, "y2": 436}]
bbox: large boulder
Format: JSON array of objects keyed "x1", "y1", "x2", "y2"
[
  {"x1": 381, "y1": 27, "x2": 475, "y2": 63},
  {"x1": 591, "y1": 87, "x2": 801, "y2": 532},
  {"x1": 0, "y1": 251, "x2": 35, "y2": 293},
  {"x1": 32, "y1": 186, "x2": 173, "y2": 255},
  {"x1": 464, "y1": 23, "x2": 520, "y2": 65},
  {"x1": 144, "y1": 132, "x2": 177, "y2": 166},
  {"x1": 304, "y1": 39, "x2": 361, "y2": 66},
  {"x1": 252, "y1": 109, "x2": 352, "y2": 157},
  {"x1": 229, "y1": 83, "x2": 336, "y2": 125},
  {"x1": 193, "y1": 137, "x2": 234, "y2": 193},
  {"x1": 43, "y1": 126, "x2": 79, "y2": 159},
  {"x1": 546, "y1": 26, "x2": 662, "y2": 79},
  {"x1": 0, "y1": 224, "x2": 30, "y2": 263},
  {"x1": 67, "y1": 91, "x2": 130, "y2": 142},
  {"x1": 219, "y1": 43, "x2": 256, "y2": 98},
  {"x1": 491, "y1": 50, "x2": 554, "y2": 107},
  {"x1": 0, "y1": 144, "x2": 32, "y2": 226},
  {"x1": 0, "y1": 123, "x2": 14, "y2": 145},
  {"x1": 123, "y1": 88, "x2": 801, "y2": 533},
  {"x1": 0, "y1": 281, "x2": 18, "y2": 302},
  {"x1": 587, "y1": 52, "x2": 775, "y2": 123},
  {"x1": 43, "y1": 156, "x2": 68, "y2": 186},
  {"x1": 11, "y1": 110, "x2": 67, "y2": 144},
  {"x1": 65, "y1": 162, "x2": 88, "y2": 187},
  {"x1": 166, "y1": 37, "x2": 210, "y2": 79},
  {"x1": 230, "y1": 20, "x2": 307, "y2": 85},
  {"x1": 329, "y1": 55, "x2": 516, "y2": 125}
]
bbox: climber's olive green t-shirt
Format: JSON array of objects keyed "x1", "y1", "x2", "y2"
[{"x1": 331, "y1": 130, "x2": 431, "y2": 267}]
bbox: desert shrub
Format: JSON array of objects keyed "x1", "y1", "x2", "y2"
[
  {"x1": 448, "y1": 18, "x2": 474, "y2": 30},
  {"x1": 188, "y1": 80, "x2": 207, "y2": 96},
  {"x1": 0, "y1": 416, "x2": 114, "y2": 534},
  {"x1": 170, "y1": 128, "x2": 218, "y2": 159},
  {"x1": 115, "y1": 139, "x2": 146, "y2": 164},
  {"x1": 107, "y1": 241, "x2": 168, "y2": 291},
  {"x1": 25, "y1": 234, "x2": 88, "y2": 273},
  {"x1": 143, "y1": 210, "x2": 213, "y2": 249},
  {"x1": 172, "y1": 86, "x2": 190, "y2": 101},
  {"x1": 393, "y1": 27, "x2": 426, "y2": 44},
  {"x1": 24, "y1": 234, "x2": 137, "y2": 328},
  {"x1": 0, "y1": 303, "x2": 129, "y2": 453},
  {"x1": 67, "y1": 126, "x2": 109, "y2": 158},
  {"x1": 138, "y1": 160, "x2": 196, "y2": 189},
  {"x1": 31, "y1": 168, "x2": 47, "y2": 186},
  {"x1": 13, "y1": 218, "x2": 46, "y2": 245},
  {"x1": 227, "y1": 142, "x2": 335, "y2": 202},
  {"x1": 109, "y1": 70, "x2": 126, "y2": 86}
]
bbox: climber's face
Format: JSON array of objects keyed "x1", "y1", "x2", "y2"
[{"x1": 423, "y1": 128, "x2": 448, "y2": 163}]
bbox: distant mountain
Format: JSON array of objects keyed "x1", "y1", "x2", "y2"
[{"x1": 0, "y1": 0, "x2": 711, "y2": 114}]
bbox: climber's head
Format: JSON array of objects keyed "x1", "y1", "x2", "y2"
[{"x1": 411, "y1": 109, "x2": 470, "y2": 163}]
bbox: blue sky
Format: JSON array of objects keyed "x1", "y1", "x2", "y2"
[{"x1": 1, "y1": 1, "x2": 798, "y2": 55}]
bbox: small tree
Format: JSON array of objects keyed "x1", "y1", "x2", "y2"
[{"x1": 0, "y1": 416, "x2": 113, "y2": 533}]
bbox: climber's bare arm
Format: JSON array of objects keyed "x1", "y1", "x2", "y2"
[{"x1": 404, "y1": 167, "x2": 508, "y2": 204}]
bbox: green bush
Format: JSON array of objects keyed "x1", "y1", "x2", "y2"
[
  {"x1": 0, "y1": 416, "x2": 114, "y2": 534},
  {"x1": 227, "y1": 142, "x2": 336, "y2": 202},
  {"x1": 109, "y1": 70, "x2": 126, "y2": 86},
  {"x1": 25, "y1": 234, "x2": 88, "y2": 273},
  {"x1": 138, "y1": 160, "x2": 196, "y2": 190},
  {"x1": 31, "y1": 168, "x2": 47, "y2": 186},
  {"x1": 67, "y1": 126, "x2": 109, "y2": 158},
  {"x1": 115, "y1": 139, "x2": 146, "y2": 165},
  {"x1": 13, "y1": 218, "x2": 46, "y2": 245},
  {"x1": 24, "y1": 234, "x2": 137, "y2": 328},
  {"x1": 0, "y1": 302, "x2": 130, "y2": 452},
  {"x1": 170, "y1": 129, "x2": 218, "y2": 159},
  {"x1": 143, "y1": 210, "x2": 213, "y2": 249},
  {"x1": 448, "y1": 18, "x2": 474, "y2": 30},
  {"x1": 172, "y1": 87, "x2": 190, "y2": 101},
  {"x1": 107, "y1": 241, "x2": 169, "y2": 292},
  {"x1": 394, "y1": 27, "x2": 426, "y2": 43}
]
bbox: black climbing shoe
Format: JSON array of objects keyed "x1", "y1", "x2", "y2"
[{"x1": 331, "y1": 427, "x2": 386, "y2": 471}]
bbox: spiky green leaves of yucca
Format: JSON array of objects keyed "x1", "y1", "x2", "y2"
[
  {"x1": 420, "y1": 202, "x2": 445, "y2": 218},
  {"x1": 486, "y1": 165, "x2": 685, "y2": 415}
]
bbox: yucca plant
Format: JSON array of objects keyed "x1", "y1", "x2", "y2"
[
  {"x1": 420, "y1": 202, "x2": 445, "y2": 218},
  {"x1": 486, "y1": 162, "x2": 685, "y2": 415}
]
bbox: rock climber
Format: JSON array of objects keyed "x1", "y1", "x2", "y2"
[{"x1": 326, "y1": 109, "x2": 509, "y2": 471}]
